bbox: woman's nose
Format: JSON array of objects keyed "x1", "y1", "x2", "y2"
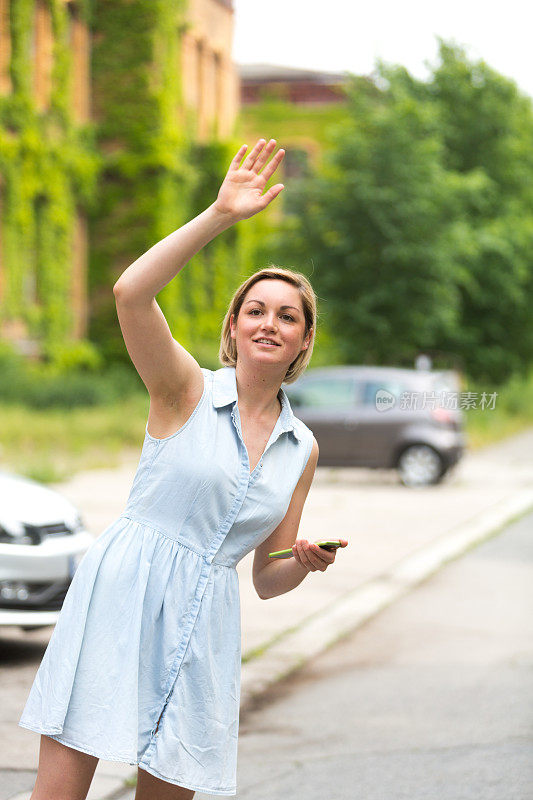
[
  {"x1": 263, "y1": 312, "x2": 278, "y2": 327},
  {"x1": 261, "y1": 319, "x2": 277, "y2": 330}
]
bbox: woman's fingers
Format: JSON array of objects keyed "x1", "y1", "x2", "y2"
[
  {"x1": 258, "y1": 183, "x2": 284, "y2": 210},
  {"x1": 229, "y1": 137, "x2": 284, "y2": 182},
  {"x1": 293, "y1": 541, "x2": 315, "y2": 570},
  {"x1": 252, "y1": 138, "x2": 276, "y2": 173},
  {"x1": 242, "y1": 138, "x2": 267, "y2": 170},
  {"x1": 223, "y1": 138, "x2": 286, "y2": 218},
  {"x1": 293, "y1": 540, "x2": 328, "y2": 572},
  {"x1": 229, "y1": 144, "x2": 248, "y2": 171},
  {"x1": 260, "y1": 147, "x2": 285, "y2": 182}
]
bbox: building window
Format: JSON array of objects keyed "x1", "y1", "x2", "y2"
[
  {"x1": 196, "y1": 39, "x2": 204, "y2": 121},
  {"x1": 213, "y1": 51, "x2": 222, "y2": 136},
  {"x1": 33, "y1": 0, "x2": 53, "y2": 111},
  {"x1": 0, "y1": 0, "x2": 12, "y2": 95},
  {"x1": 27, "y1": 194, "x2": 47, "y2": 307},
  {"x1": 283, "y1": 148, "x2": 310, "y2": 180},
  {"x1": 67, "y1": 1, "x2": 89, "y2": 121},
  {"x1": 281, "y1": 148, "x2": 312, "y2": 216}
]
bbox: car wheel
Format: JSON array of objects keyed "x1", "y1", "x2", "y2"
[{"x1": 397, "y1": 444, "x2": 445, "y2": 487}]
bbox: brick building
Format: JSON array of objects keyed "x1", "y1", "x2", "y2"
[
  {"x1": 0, "y1": 0, "x2": 239, "y2": 356},
  {"x1": 240, "y1": 63, "x2": 349, "y2": 106},
  {"x1": 238, "y1": 63, "x2": 349, "y2": 189},
  {"x1": 181, "y1": 0, "x2": 239, "y2": 141}
]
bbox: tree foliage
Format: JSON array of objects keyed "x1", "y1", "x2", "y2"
[{"x1": 271, "y1": 40, "x2": 533, "y2": 384}]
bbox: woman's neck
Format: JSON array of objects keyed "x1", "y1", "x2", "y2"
[{"x1": 234, "y1": 364, "x2": 283, "y2": 419}]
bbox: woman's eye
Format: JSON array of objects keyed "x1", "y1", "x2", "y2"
[{"x1": 248, "y1": 309, "x2": 294, "y2": 321}]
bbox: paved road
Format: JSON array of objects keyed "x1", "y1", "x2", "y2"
[
  {"x1": 216, "y1": 510, "x2": 533, "y2": 800},
  {"x1": 2, "y1": 429, "x2": 533, "y2": 799}
]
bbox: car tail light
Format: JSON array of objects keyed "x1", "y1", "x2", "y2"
[{"x1": 431, "y1": 407, "x2": 455, "y2": 425}]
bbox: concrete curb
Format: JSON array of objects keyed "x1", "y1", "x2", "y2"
[{"x1": 239, "y1": 488, "x2": 533, "y2": 711}]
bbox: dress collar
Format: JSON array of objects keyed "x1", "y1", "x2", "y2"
[{"x1": 211, "y1": 366, "x2": 302, "y2": 443}]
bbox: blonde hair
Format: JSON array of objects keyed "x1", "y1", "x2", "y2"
[{"x1": 219, "y1": 266, "x2": 317, "y2": 384}]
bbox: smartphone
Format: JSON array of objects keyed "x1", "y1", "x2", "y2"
[{"x1": 268, "y1": 540, "x2": 343, "y2": 559}]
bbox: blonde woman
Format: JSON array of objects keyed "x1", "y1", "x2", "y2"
[{"x1": 19, "y1": 138, "x2": 348, "y2": 800}]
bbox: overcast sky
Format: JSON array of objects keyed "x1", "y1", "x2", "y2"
[{"x1": 233, "y1": 0, "x2": 533, "y2": 100}]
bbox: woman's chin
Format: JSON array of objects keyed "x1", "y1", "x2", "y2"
[{"x1": 242, "y1": 352, "x2": 292, "y2": 372}]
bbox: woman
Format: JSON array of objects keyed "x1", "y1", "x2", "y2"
[{"x1": 19, "y1": 138, "x2": 348, "y2": 800}]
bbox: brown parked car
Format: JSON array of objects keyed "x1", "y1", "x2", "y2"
[{"x1": 284, "y1": 366, "x2": 466, "y2": 487}]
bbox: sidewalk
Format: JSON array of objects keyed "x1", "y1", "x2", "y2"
[{"x1": 6, "y1": 427, "x2": 533, "y2": 800}]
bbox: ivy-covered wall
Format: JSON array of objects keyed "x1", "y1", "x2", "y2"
[
  {"x1": 89, "y1": 0, "x2": 241, "y2": 368},
  {"x1": 1, "y1": 0, "x2": 243, "y2": 370},
  {"x1": 0, "y1": 0, "x2": 100, "y2": 363}
]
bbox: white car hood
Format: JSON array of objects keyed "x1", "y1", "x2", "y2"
[{"x1": 0, "y1": 470, "x2": 79, "y2": 535}]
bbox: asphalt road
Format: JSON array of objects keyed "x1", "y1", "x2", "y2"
[
  {"x1": 3, "y1": 427, "x2": 533, "y2": 799},
  {"x1": 210, "y1": 510, "x2": 533, "y2": 800}
]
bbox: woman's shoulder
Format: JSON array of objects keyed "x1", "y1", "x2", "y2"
[
  {"x1": 200, "y1": 366, "x2": 220, "y2": 388},
  {"x1": 290, "y1": 414, "x2": 315, "y2": 450}
]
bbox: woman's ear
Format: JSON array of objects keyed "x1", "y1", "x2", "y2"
[
  {"x1": 302, "y1": 326, "x2": 313, "y2": 350},
  {"x1": 230, "y1": 312, "x2": 236, "y2": 340}
]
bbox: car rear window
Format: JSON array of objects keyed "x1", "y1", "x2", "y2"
[
  {"x1": 287, "y1": 377, "x2": 356, "y2": 409},
  {"x1": 360, "y1": 380, "x2": 407, "y2": 406}
]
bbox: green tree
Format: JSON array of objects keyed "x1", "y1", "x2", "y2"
[
  {"x1": 269, "y1": 40, "x2": 533, "y2": 383},
  {"x1": 427, "y1": 40, "x2": 533, "y2": 382},
  {"x1": 269, "y1": 72, "x2": 473, "y2": 367}
]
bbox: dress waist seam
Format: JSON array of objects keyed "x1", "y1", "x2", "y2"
[{"x1": 118, "y1": 514, "x2": 236, "y2": 568}]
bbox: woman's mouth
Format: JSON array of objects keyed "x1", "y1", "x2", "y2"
[{"x1": 254, "y1": 338, "x2": 280, "y2": 347}]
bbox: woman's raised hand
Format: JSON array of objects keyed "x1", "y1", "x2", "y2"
[{"x1": 213, "y1": 138, "x2": 285, "y2": 222}]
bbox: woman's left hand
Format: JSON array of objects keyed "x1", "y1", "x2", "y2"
[{"x1": 292, "y1": 539, "x2": 349, "y2": 572}]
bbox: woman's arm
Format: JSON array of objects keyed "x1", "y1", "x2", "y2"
[
  {"x1": 253, "y1": 438, "x2": 350, "y2": 599},
  {"x1": 112, "y1": 139, "x2": 285, "y2": 400},
  {"x1": 113, "y1": 204, "x2": 233, "y2": 304},
  {"x1": 252, "y1": 439, "x2": 348, "y2": 600}
]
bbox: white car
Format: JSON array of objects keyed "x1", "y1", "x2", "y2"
[{"x1": 0, "y1": 469, "x2": 94, "y2": 631}]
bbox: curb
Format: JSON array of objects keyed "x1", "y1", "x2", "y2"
[{"x1": 239, "y1": 488, "x2": 533, "y2": 711}]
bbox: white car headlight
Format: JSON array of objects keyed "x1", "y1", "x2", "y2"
[{"x1": 0, "y1": 525, "x2": 33, "y2": 544}]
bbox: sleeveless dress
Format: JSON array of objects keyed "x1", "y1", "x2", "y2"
[{"x1": 18, "y1": 365, "x2": 314, "y2": 796}]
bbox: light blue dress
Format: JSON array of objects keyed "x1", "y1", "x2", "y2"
[{"x1": 19, "y1": 365, "x2": 314, "y2": 796}]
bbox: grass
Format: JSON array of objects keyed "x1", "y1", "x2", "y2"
[
  {"x1": 462, "y1": 368, "x2": 533, "y2": 448},
  {"x1": 1, "y1": 368, "x2": 532, "y2": 485},
  {"x1": 0, "y1": 392, "x2": 149, "y2": 484}
]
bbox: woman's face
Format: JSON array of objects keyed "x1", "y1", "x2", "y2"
[{"x1": 230, "y1": 279, "x2": 311, "y2": 372}]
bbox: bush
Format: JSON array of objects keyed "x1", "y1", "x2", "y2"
[
  {"x1": 0, "y1": 339, "x2": 144, "y2": 408},
  {"x1": 42, "y1": 339, "x2": 104, "y2": 374},
  {"x1": 496, "y1": 368, "x2": 533, "y2": 417}
]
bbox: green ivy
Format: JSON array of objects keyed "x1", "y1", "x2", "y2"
[
  {"x1": 0, "y1": 0, "x2": 100, "y2": 363},
  {"x1": 1, "y1": 0, "x2": 245, "y2": 369},
  {"x1": 89, "y1": 0, "x2": 241, "y2": 365}
]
